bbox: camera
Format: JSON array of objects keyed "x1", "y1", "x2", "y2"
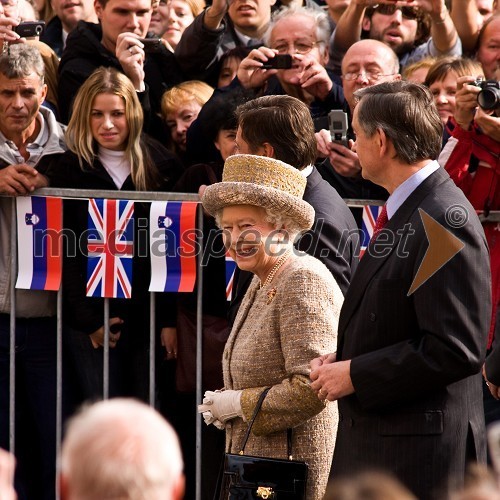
[
  {"x1": 14, "y1": 21, "x2": 45, "y2": 38},
  {"x1": 328, "y1": 110, "x2": 349, "y2": 147},
  {"x1": 137, "y1": 37, "x2": 163, "y2": 53},
  {"x1": 473, "y1": 78, "x2": 500, "y2": 111},
  {"x1": 262, "y1": 54, "x2": 293, "y2": 70}
]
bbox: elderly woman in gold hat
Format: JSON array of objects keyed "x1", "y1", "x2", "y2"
[{"x1": 198, "y1": 154, "x2": 343, "y2": 499}]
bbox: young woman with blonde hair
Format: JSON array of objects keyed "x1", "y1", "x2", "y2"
[{"x1": 46, "y1": 66, "x2": 182, "y2": 402}]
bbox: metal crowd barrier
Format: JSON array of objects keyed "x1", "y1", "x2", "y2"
[
  {"x1": 4, "y1": 189, "x2": 500, "y2": 500},
  {"x1": 6, "y1": 188, "x2": 202, "y2": 500}
]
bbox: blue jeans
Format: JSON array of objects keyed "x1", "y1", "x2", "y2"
[{"x1": 0, "y1": 314, "x2": 58, "y2": 500}]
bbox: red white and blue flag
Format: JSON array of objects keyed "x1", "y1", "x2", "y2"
[
  {"x1": 16, "y1": 196, "x2": 63, "y2": 291},
  {"x1": 225, "y1": 253, "x2": 236, "y2": 301},
  {"x1": 149, "y1": 201, "x2": 197, "y2": 292},
  {"x1": 360, "y1": 205, "x2": 384, "y2": 258},
  {"x1": 86, "y1": 198, "x2": 134, "y2": 299}
]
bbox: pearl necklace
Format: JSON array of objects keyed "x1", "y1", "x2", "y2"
[{"x1": 259, "y1": 249, "x2": 291, "y2": 289}]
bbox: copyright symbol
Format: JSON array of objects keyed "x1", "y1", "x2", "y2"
[{"x1": 446, "y1": 204, "x2": 468, "y2": 228}]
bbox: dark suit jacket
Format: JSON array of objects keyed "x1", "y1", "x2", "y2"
[
  {"x1": 229, "y1": 167, "x2": 359, "y2": 324},
  {"x1": 332, "y1": 167, "x2": 491, "y2": 500}
]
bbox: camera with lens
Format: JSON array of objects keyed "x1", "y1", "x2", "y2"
[{"x1": 473, "y1": 78, "x2": 500, "y2": 111}]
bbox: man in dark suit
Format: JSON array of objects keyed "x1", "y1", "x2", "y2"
[
  {"x1": 310, "y1": 81, "x2": 491, "y2": 499},
  {"x1": 228, "y1": 94, "x2": 360, "y2": 323}
]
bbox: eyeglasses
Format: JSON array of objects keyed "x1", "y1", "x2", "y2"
[
  {"x1": 342, "y1": 70, "x2": 395, "y2": 81},
  {"x1": 271, "y1": 41, "x2": 320, "y2": 55},
  {"x1": 372, "y1": 4, "x2": 419, "y2": 20}
]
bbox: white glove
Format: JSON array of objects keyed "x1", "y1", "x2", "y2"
[
  {"x1": 198, "y1": 390, "x2": 243, "y2": 426},
  {"x1": 201, "y1": 411, "x2": 225, "y2": 430}
]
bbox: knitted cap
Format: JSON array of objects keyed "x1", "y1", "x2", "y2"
[{"x1": 201, "y1": 154, "x2": 315, "y2": 231}]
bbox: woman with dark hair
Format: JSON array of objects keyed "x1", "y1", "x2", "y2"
[{"x1": 425, "y1": 56, "x2": 484, "y2": 128}]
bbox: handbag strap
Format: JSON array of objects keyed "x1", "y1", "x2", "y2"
[{"x1": 239, "y1": 387, "x2": 294, "y2": 460}]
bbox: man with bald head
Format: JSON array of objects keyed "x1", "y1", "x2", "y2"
[
  {"x1": 316, "y1": 39, "x2": 399, "y2": 204},
  {"x1": 60, "y1": 399, "x2": 185, "y2": 500}
]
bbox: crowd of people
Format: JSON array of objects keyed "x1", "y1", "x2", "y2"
[{"x1": 0, "y1": 0, "x2": 499, "y2": 498}]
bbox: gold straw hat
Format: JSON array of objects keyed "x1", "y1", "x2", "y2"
[{"x1": 201, "y1": 154, "x2": 315, "y2": 231}]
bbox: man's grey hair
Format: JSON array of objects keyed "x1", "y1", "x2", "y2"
[
  {"x1": 263, "y1": 5, "x2": 331, "y2": 49},
  {"x1": 353, "y1": 81, "x2": 443, "y2": 164},
  {"x1": 0, "y1": 44, "x2": 45, "y2": 83}
]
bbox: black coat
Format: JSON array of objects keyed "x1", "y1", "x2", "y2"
[
  {"x1": 40, "y1": 15, "x2": 64, "y2": 58},
  {"x1": 332, "y1": 167, "x2": 491, "y2": 499},
  {"x1": 58, "y1": 21, "x2": 184, "y2": 138}
]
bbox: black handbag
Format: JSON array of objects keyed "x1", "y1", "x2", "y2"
[{"x1": 219, "y1": 388, "x2": 308, "y2": 499}]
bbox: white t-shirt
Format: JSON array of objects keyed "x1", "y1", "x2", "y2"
[{"x1": 98, "y1": 147, "x2": 131, "y2": 189}]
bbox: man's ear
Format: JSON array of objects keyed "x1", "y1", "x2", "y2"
[
  {"x1": 377, "y1": 127, "x2": 388, "y2": 157},
  {"x1": 173, "y1": 474, "x2": 186, "y2": 500},
  {"x1": 261, "y1": 142, "x2": 275, "y2": 158},
  {"x1": 94, "y1": 0, "x2": 103, "y2": 19},
  {"x1": 320, "y1": 45, "x2": 329, "y2": 67},
  {"x1": 39, "y1": 83, "x2": 48, "y2": 105},
  {"x1": 362, "y1": 17, "x2": 371, "y2": 32},
  {"x1": 59, "y1": 473, "x2": 69, "y2": 500}
]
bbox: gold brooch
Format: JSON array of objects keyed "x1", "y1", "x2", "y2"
[{"x1": 266, "y1": 288, "x2": 277, "y2": 304}]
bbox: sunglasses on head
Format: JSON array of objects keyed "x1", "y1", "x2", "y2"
[{"x1": 372, "y1": 4, "x2": 419, "y2": 20}]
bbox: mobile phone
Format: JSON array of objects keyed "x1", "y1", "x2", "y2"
[
  {"x1": 328, "y1": 110, "x2": 349, "y2": 147},
  {"x1": 262, "y1": 54, "x2": 293, "y2": 70},
  {"x1": 138, "y1": 37, "x2": 163, "y2": 53},
  {"x1": 14, "y1": 21, "x2": 45, "y2": 38}
]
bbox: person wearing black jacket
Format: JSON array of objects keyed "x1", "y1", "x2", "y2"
[
  {"x1": 229, "y1": 94, "x2": 360, "y2": 325},
  {"x1": 45, "y1": 67, "x2": 183, "y2": 402},
  {"x1": 40, "y1": 0, "x2": 97, "y2": 58},
  {"x1": 58, "y1": 0, "x2": 184, "y2": 140}
]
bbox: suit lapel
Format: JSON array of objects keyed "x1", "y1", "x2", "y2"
[{"x1": 339, "y1": 168, "x2": 449, "y2": 336}]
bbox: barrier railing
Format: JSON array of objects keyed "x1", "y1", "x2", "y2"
[{"x1": 3, "y1": 188, "x2": 499, "y2": 500}]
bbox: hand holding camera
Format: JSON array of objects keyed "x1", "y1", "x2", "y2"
[
  {"x1": 328, "y1": 110, "x2": 349, "y2": 147},
  {"x1": 115, "y1": 33, "x2": 147, "y2": 91},
  {"x1": 454, "y1": 76, "x2": 484, "y2": 130},
  {"x1": 237, "y1": 46, "x2": 285, "y2": 90}
]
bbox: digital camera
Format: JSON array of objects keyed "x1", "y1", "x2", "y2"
[
  {"x1": 14, "y1": 21, "x2": 45, "y2": 38},
  {"x1": 473, "y1": 78, "x2": 500, "y2": 111},
  {"x1": 262, "y1": 54, "x2": 293, "y2": 70}
]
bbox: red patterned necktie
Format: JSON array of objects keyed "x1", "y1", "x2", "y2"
[{"x1": 373, "y1": 204, "x2": 388, "y2": 237}]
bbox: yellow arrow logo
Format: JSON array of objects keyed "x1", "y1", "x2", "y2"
[{"x1": 408, "y1": 208, "x2": 465, "y2": 295}]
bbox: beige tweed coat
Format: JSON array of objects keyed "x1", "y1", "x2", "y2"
[{"x1": 222, "y1": 252, "x2": 343, "y2": 500}]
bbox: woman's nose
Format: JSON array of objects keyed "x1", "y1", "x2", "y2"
[{"x1": 435, "y1": 93, "x2": 448, "y2": 104}]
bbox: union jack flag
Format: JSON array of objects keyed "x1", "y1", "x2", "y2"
[
  {"x1": 86, "y1": 199, "x2": 134, "y2": 298},
  {"x1": 225, "y1": 252, "x2": 236, "y2": 301},
  {"x1": 360, "y1": 205, "x2": 384, "y2": 258}
]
